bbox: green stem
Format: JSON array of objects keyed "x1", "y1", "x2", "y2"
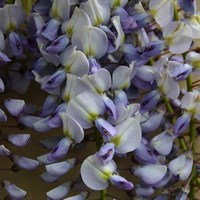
[
  {"x1": 173, "y1": 0, "x2": 180, "y2": 21},
  {"x1": 189, "y1": 118, "x2": 196, "y2": 199},
  {"x1": 163, "y1": 96, "x2": 188, "y2": 150},
  {"x1": 100, "y1": 189, "x2": 106, "y2": 200},
  {"x1": 186, "y1": 76, "x2": 192, "y2": 92},
  {"x1": 187, "y1": 75, "x2": 196, "y2": 199},
  {"x1": 94, "y1": 130, "x2": 106, "y2": 200}
]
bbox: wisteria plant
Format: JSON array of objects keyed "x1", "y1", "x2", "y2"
[{"x1": 0, "y1": 0, "x2": 200, "y2": 199}]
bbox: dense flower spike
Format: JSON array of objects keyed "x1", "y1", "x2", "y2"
[{"x1": 0, "y1": 0, "x2": 199, "y2": 199}]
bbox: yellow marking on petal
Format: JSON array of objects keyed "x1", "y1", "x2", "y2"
[
  {"x1": 191, "y1": 60, "x2": 200, "y2": 69},
  {"x1": 112, "y1": 0, "x2": 121, "y2": 8},
  {"x1": 63, "y1": 130, "x2": 73, "y2": 140},
  {"x1": 166, "y1": 36, "x2": 173, "y2": 46},
  {"x1": 100, "y1": 170, "x2": 112, "y2": 181},
  {"x1": 111, "y1": 135, "x2": 121, "y2": 147},
  {"x1": 150, "y1": 9, "x2": 157, "y2": 17},
  {"x1": 94, "y1": 17, "x2": 103, "y2": 27},
  {"x1": 7, "y1": 22, "x2": 15, "y2": 32},
  {"x1": 86, "y1": 47, "x2": 95, "y2": 57},
  {"x1": 51, "y1": 9, "x2": 61, "y2": 21},
  {"x1": 66, "y1": 27, "x2": 73, "y2": 37}
]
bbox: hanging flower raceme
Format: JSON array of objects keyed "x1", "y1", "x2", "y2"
[{"x1": 0, "y1": 0, "x2": 199, "y2": 199}]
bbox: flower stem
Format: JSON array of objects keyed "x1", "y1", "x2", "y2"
[
  {"x1": 189, "y1": 118, "x2": 196, "y2": 200},
  {"x1": 100, "y1": 189, "x2": 106, "y2": 200},
  {"x1": 163, "y1": 96, "x2": 188, "y2": 150},
  {"x1": 186, "y1": 75, "x2": 196, "y2": 199},
  {"x1": 95, "y1": 130, "x2": 106, "y2": 200},
  {"x1": 173, "y1": 0, "x2": 180, "y2": 21}
]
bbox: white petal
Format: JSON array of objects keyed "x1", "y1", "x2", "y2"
[
  {"x1": 111, "y1": 16, "x2": 125, "y2": 49},
  {"x1": 134, "y1": 165, "x2": 167, "y2": 185},
  {"x1": 60, "y1": 113, "x2": 84, "y2": 143},
  {"x1": 72, "y1": 25, "x2": 108, "y2": 58},
  {"x1": 46, "y1": 182, "x2": 71, "y2": 200},
  {"x1": 60, "y1": 45, "x2": 89, "y2": 76},
  {"x1": 45, "y1": 159, "x2": 76, "y2": 176},
  {"x1": 162, "y1": 74, "x2": 180, "y2": 99},
  {"x1": 67, "y1": 91, "x2": 105, "y2": 128},
  {"x1": 81, "y1": 155, "x2": 116, "y2": 190},
  {"x1": 113, "y1": 117, "x2": 142, "y2": 154},
  {"x1": 80, "y1": 0, "x2": 110, "y2": 26},
  {"x1": 50, "y1": 0, "x2": 70, "y2": 21},
  {"x1": 62, "y1": 7, "x2": 91, "y2": 36},
  {"x1": 0, "y1": 4, "x2": 26, "y2": 33},
  {"x1": 82, "y1": 69, "x2": 111, "y2": 94},
  {"x1": 163, "y1": 21, "x2": 192, "y2": 54},
  {"x1": 151, "y1": 131, "x2": 175, "y2": 155},
  {"x1": 185, "y1": 14, "x2": 200, "y2": 39},
  {"x1": 149, "y1": 0, "x2": 174, "y2": 28},
  {"x1": 112, "y1": 65, "x2": 134, "y2": 90}
]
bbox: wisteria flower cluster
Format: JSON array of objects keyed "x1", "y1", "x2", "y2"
[{"x1": 0, "y1": 0, "x2": 200, "y2": 199}]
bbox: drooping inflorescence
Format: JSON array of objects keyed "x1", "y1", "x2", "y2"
[{"x1": 0, "y1": 0, "x2": 200, "y2": 199}]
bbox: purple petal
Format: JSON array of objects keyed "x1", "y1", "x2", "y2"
[
  {"x1": 178, "y1": 0, "x2": 197, "y2": 16},
  {"x1": 33, "y1": 117, "x2": 52, "y2": 132},
  {"x1": 174, "y1": 113, "x2": 191, "y2": 137},
  {"x1": 12, "y1": 155, "x2": 40, "y2": 170},
  {"x1": 152, "y1": 171, "x2": 172, "y2": 188},
  {"x1": 40, "y1": 19, "x2": 60, "y2": 41},
  {"x1": 8, "y1": 32, "x2": 23, "y2": 56},
  {"x1": 2, "y1": 180, "x2": 27, "y2": 200},
  {"x1": 4, "y1": 99, "x2": 25, "y2": 116},
  {"x1": 113, "y1": 90, "x2": 128, "y2": 105},
  {"x1": 141, "y1": 110, "x2": 164, "y2": 133},
  {"x1": 135, "y1": 185, "x2": 155, "y2": 197},
  {"x1": 46, "y1": 182, "x2": 71, "y2": 200},
  {"x1": 96, "y1": 143, "x2": 115, "y2": 165},
  {"x1": 40, "y1": 136, "x2": 62, "y2": 150},
  {"x1": 134, "y1": 141, "x2": 158, "y2": 164},
  {"x1": 110, "y1": 174, "x2": 133, "y2": 190},
  {"x1": 0, "y1": 51, "x2": 11, "y2": 63},
  {"x1": 141, "y1": 90, "x2": 160, "y2": 112},
  {"x1": 40, "y1": 95, "x2": 58, "y2": 118},
  {"x1": 41, "y1": 172, "x2": 60, "y2": 183},
  {"x1": 48, "y1": 103, "x2": 67, "y2": 128},
  {"x1": 18, "y1": 115, "x2": 42, "y2": 129},
  {"x1": 0, "y1": 108, "x2": 7, "y2": 122},
  {"x1": 133, "y1": 165, "x2": 167, "y2": 185},
  {"x1": 37, "y1": 153, "x2": 56, "y2": 165},
  {"x1": 95, "y1": 118, "x2": 117, "y2": 140},
  {"x1": 41, "y1": 70, "x2": 66, "y2": 91},
  {"x1": 47, "y1": 138, "x2": 72, "y2": 161},
  {"x1": 0, "y1": 77, "x2": 5, "y2": 92},
  {"x1": 8, "y1": 134, "x2": 30, "y2": 147},
  {"x1": 0, "y1": 145, "x2": 10, "y2": 156},
  {"x1": 45, "y1": 158, "x2": 76, "y2": 176},
  {"x1": 46, "y1": 35, "x2": 69, "y2": 54},
  {"x1": 102, "y1": 94, "x2": 117, "y2": 121}
]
